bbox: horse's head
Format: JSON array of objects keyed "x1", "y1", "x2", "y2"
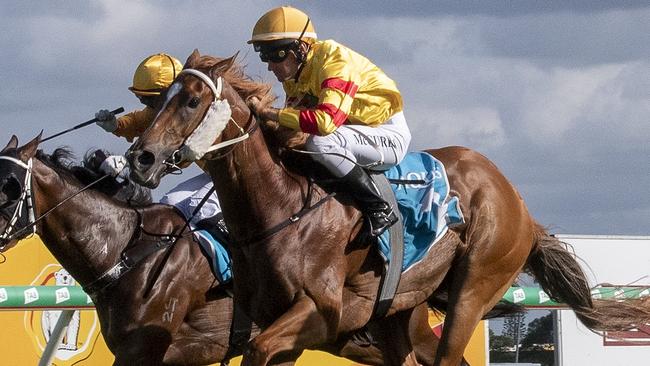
[
  {"x1": 0, "y1": 134, "x2": 41, "y2": 252},
  {"x1": 127, "y1": 49, "x2": 255, "y2": 188}
]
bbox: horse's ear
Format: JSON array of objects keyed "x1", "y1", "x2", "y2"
[
  {"x1": 184, "y1": 49, "x2": 201, "y2": 69},
  {"x1": 210, "y1": 52, "x2": 239, "y2": 78},
  {"x1": 1, "y1": 135, "x2": 19, "y2": 153},
  {"x1": 17, "y1": 131, "x2": 42, "y2": 162}
]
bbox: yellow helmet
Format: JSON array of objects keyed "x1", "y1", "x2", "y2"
[
  {"x1": 129, "y1": 53, "x2": 183, "y2": 96},
  {"x1": 248, "y1": 6, "x2": 317, "y2": 44}
]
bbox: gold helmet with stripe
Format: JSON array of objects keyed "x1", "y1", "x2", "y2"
[
  {"x1": 248, "y1": 6, "x2": 317, "y2": 45},
  {"x1": 129, "y1": 53, "x2": 183, "y2": 96}
]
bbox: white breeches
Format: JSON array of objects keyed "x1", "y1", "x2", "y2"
[
  {"x1": 305, "y1": 112, "x2": 411, "y2": 177},
  {"x1": 160, "y1": 173, "x2": 221, "y2": 225}
]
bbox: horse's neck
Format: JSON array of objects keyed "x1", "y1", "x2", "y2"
[
  {"x1": 206, "y1": 123, "x2": 305, "y2": 240},
  {"x1": 31, "y1": 160, "x2": 136, "y2": 285}
]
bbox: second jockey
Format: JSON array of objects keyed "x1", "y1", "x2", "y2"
[{"x1": 94, "y1": 53, "x2": 222, "y2": 227}]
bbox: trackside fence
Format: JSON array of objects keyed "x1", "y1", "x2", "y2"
[{"x1": 1, "y1": 285, "x2": 648, "y2": 365}]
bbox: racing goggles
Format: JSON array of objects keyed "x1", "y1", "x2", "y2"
[
  {"x1": 255, "y1": 39, "x2": 298, "y2": 63},
  {"x1": 258, "y1": 47, "x2": 291, "y2": 63}
]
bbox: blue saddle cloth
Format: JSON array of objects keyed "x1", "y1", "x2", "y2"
[
  {"x1": 193, "y1": 229, "x2": 232, "y2": 283},
  {"x1": 378, "y1": 152, "x2": 465, "y2": 272}
]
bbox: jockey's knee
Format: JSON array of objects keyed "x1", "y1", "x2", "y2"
[{"x1": 305, "y1": 134, "x2": 338, "y2": 153}]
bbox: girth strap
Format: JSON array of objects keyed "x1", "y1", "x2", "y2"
[{"x1": 370, "y1": 171, "x2": 404, "y2": 319}]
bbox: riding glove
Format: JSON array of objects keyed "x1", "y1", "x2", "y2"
[
  {"x1": 95, "y1": 109, "x2": 118, "y2": 132},
  {"x1": 99, "y1": 155, "x2": 128, "y2": 177}
]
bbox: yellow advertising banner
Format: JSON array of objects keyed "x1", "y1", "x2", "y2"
[
  {"x1": 0, "y1": 236, "x2": 486, "y2": 365},
  {"x1": 0, "y1": 236, "x2": 112, "y2": 365}
]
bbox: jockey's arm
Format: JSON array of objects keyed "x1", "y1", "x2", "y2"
[
  {"x1": 113, "y1": 107, "x2": 157, "y2": 142},
  {"x1": 278, "y1": 51, "x2": 360, "y2": 136}
]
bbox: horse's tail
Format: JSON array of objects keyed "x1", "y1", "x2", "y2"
[{"x1": 527, "y1": 224, "x2": 650, "y2": 331}]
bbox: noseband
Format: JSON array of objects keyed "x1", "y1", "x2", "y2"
[{"x1": 0, "y1": 156, "x2": 36, "y2": 249}]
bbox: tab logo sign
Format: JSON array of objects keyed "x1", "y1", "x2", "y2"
[
  {"x1": 24, "y1": 287, "x2": 39, "y2": 304},
  {"x1": 55, "y1": 287, "x2": 71, "y2": 304},
  {"x1": 24, "y1": 265, "x2": 102, "y2": 364}
]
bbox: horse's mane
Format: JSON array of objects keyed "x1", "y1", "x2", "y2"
[
  {"x1": 192, "y1": 54, "x2": 275, "y2": 108},
  {"x1": 191, "y1": 53, "x2": 310, "y2": 151},
  {"x1": 35, "y1": 148, "x2": 152, "y2": 206}
]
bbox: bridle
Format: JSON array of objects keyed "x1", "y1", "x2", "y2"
[
  {"x1": 0, "y1": 156, "x2": 35, "y2": 249},
  {"x1": 163, "y1": 69, "x2": 257, "y2": 171},
  {"x1": 0, "y1": 154, "x2": 111, "y2": 251}
]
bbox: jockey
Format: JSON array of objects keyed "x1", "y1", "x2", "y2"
[
  {"x1": 94, "y1": 53, "x2": 222, "y2": 227},
  {"x1": 96, "y1": 53, "x2": 183, "y2": 142},
  {"x1": 247, "y1": 6, "x2": 411, "y2": 236}
]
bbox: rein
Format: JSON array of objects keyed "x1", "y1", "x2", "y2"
[{"x1": 203, "y1": 112, "x2": 258, "y2": 161}]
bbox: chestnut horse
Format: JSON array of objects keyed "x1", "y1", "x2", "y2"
[
  {"x1": 126, "y1": 50, "x2": 650, "y2": 366},
  {"x1": 0, "y1": 135, "x2": 455, "y2": 366}
]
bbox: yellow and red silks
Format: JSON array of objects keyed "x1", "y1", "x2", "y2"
[{"x1": 278, "y1": 39, "x2": 403, "y2": 136}]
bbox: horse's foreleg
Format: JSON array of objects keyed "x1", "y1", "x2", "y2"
[
  {"x1": 242, "y1": 296, "x2": 331, "y2": 366},
  {"x1": 373, "y1": 308, "x2": 419, "y2": 366}
]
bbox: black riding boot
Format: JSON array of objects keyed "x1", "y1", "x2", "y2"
[{"x1": 340, "y1": 166, "x2": 398, "y2": 236}]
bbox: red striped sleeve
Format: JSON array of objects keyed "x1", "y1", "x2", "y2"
[
  {"x1": 299, "y1": 103, "x2": 349, "y2": 135},
  {"x1": 317, "y1": 103, "x2": 348, "y2": 127},
  {"x1": 299, "y1": 109, "x2": 321, "y2": 135},
  {"x1": 321, "y1": 78, "x2": 359, "y2": 97}
]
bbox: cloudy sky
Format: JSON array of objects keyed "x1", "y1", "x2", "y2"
[{"x1": 1, "y1": 0, "x2": 648, "y2": 236}]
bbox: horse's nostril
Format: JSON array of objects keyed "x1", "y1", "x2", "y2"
[{"x1": 137, "y1": 150, "x2": 156, "y2": 168}]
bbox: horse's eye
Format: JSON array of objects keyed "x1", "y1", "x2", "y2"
[
  {"x1": 1, "y1": 178, "x2": 21, "y2": 202},
  {"x1": 188, "y1": 97, "x2": 201, "y2": 109}
]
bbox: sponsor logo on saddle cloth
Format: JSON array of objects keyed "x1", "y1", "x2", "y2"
[
  {"x1": 378, "y1": 152, "x2": 465, "y2": 272},
  {"x1": 24, "y1": 265, "x2": 100, "y2": 364}
]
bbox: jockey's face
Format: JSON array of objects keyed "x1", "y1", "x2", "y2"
[
  {"x1": 266, "y1": 50, "x2": 301, "y2": 82},
  {"x1": 137, "y1": 94, "x2": 163, "y2": 109}
]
